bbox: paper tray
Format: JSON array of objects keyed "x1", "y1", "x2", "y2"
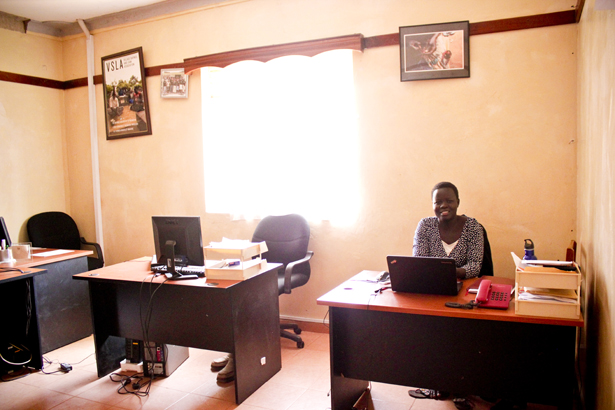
[
  {"x1": 515, "y1": 298, "x2": 581, "y2": 319},
  {"x1": 204, "y1": 241, "x2": 267, "y2": 261},
  {"x1": 206, "y1": 259, "x2": 267, "y2": 280},
  {"x1": 516, "y1": 266, "x2": 581, "y2": 289}
]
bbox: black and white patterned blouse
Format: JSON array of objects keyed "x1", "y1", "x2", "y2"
[{"x1": 412, "y1": 216, "x2": 484, "y2": 279}]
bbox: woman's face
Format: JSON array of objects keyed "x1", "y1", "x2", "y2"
[{"x1": 432, "y1": 187, "x2": 459, "y2": 222}]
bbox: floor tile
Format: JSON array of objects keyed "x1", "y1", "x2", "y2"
[
  {"x1": 0, "y1": 332, "x2": 563, "y2": 410},
  {"x1": 241, "y1": 381, "x2": 306, "y2": 410}
]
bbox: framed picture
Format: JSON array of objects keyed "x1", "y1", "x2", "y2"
[
  {"x1": 101, "y1": 47, "x2": 152, "y2": 140},
  {"x1": 161, "y1": 68, "x2": 189, "y2": 99},
  {"x1": 399, "y1": 21, "x2": 470, "y2": 82}
]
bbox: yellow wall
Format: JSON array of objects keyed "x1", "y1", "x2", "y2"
[
  {"x1": 577, "y1": 1, "x2": 615, "y2": 409},
  {"x1": 0, "y1": 30, "x2": 69, "y2": 240}
]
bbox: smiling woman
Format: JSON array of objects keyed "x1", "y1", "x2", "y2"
[
  {"x1": 200, "y1": 49, "x2": 360, "y2": 224},
  {"x1": 413, "y1": 181, "x2": 484, "y2": 279}
]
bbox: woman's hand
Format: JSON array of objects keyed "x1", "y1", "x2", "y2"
[{"x1": 456, "y1": 267, "x2": 466, "y2": 279}]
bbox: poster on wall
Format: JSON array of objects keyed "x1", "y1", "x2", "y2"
[
  {"x1": 101, "y1": 47, "x2": 152, "y2": 140},
  {"x1": 160, "y1": 68, "x2": 189, "y2": 99},
  {"x1": 399, "y1": 21, "x2": 470, "y2": 82}
]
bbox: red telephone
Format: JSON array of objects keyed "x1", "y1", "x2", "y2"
[{"x1": 475, "y1": 280, "x2": 512, "y2": 309}]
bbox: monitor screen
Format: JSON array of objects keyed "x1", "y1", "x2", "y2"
[
  {"x1": 0, "y1": 217, "x2": 11, "y2": 248},
  {"x1": 152, "y1": 216, "x2": 204, "y2": 267}
]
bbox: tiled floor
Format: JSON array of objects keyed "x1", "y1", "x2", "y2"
[{"x1": 1, "y1": 332, "x2": 558, "y2": 410}]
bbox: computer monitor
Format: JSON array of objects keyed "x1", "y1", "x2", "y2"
[
  {"x1": 0, "y1": 217, "x2": 11, "y2": 248},
  {"x1": 152, "y1": 216, "x2": 204, "y2": 279}
]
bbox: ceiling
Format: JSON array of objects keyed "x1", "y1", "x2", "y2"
[
  {"x1": 0, "y1": 0, "x2": 168, "y2": 23},
  {"x1": 0, "y1": 0, "x2": 230, "y2": 36}
]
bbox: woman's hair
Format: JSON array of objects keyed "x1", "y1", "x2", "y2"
[{"x1": 431, "y1": 181, "x2": 459, "y2": 200}]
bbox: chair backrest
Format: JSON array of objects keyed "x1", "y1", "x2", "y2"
[
  {"x1": 251, "y1": 214, "x2": 311, "y2": 278},
  {"x1": 479, "y1": 224, "x2": 494, "y2": 277},
  {"x1": 27, "y1": 212, "x2": 82, "y2": 250}
]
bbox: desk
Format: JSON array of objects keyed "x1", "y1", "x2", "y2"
[
  {"x1": 0, "y1": 267, "x2": 46, "y2": 374},
  {"x1": 73, "y1": 258, "x2": 283, "y2": 405},
  {"x1": 7, "y1": 249, "x2": 93, "y2": 353},
  {"x1": 317, "y1": 272, "x2": 584, "y2": 410}
]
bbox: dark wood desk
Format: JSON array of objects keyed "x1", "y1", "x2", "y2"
[
  {"x1": 317, "y1": 272, "x2": 584, "y2": 410},
  {"x1": 74, "y1": 258, "x2": 282, "y2": 405},
  {"x1": 0, "y1": 266, "x2": 47, "y2": 374},
  {"x1": 8, "y1": 249, "x2": 93, "y2": 353}
]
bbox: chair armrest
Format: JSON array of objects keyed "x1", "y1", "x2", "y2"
[
  {"x1": 80, "y1": 237, "x2": 104, "y2": 264},
  {"x1": 282, "y1": 251, "x2": 313, "y2": 294}
]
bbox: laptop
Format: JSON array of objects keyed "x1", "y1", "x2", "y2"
[{"x1": 386, "y1": 255, "x2": 462, "y2": 296}]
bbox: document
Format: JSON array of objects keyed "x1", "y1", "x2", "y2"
[
  {"x1": 511, "y1": 252, "x2": 575, "y2": 270},
  {"x1": 518, "y1": 287, "x2": 578, "y2": 304},
  {"x1": 34, "y1": 249, "x2": 73, "y2": 257}
]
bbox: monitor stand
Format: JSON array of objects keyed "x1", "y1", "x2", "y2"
[{"x1": 164, "y1": 240, "x2": 198, "y2": 281}]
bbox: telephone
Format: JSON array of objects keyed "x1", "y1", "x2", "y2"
[{"x1": 475, "y1": 280, "x2": 512, "y2": 309}]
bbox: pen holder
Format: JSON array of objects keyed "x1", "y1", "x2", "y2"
[
  {"x1": 11, "y1": 242, "x2": 32, "y2": 260},
  {"x1": 0, "y1": 248, "x2": 14, "y2": 263}
]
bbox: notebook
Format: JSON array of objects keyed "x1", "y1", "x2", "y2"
[{"x1": 386, "y1": 255, "x2": 462, "y2": 296}]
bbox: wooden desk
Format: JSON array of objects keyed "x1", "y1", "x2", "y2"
[
  {"x1": 7, "y1": 249, "x2": 93, "y2": 353},
  {"x1": 74, "y1": 258, "x2": 283, "y2": 405},
  {"x1": 317, "y1": 272, "x2": 584, "y2": 410},
  {"x1": 0, "y1": 266, "x2": 47, "y2": 374}
]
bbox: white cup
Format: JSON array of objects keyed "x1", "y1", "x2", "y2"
[{"x1": 0, "y1": 248, "x2": 14, "y2": 262}]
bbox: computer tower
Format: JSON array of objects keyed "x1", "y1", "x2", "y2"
[{"x1": 143, "y1": 342, "x2": 189, "y2": 377}]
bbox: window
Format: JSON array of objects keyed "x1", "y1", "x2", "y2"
[{"x1": 201, "y1": 50, "x2": 359, "y2": 225}]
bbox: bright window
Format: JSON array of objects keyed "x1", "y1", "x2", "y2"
[{"x1": 201, "y1": 50, "x2": 359, "y2": 225}]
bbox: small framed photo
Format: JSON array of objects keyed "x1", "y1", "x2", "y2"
[
  {"x1": 400, "y1": 21, "x2": 470, "y2": 82},
  {"x1": 161, "y1": 68, "x2": 189, "y2": 99},
  {"x1": 101, "y1": 47, "x2": 152, "y2": 140}
]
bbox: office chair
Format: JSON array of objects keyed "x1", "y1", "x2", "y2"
[
  {"x1": 478, "y1": 224, "x2": 494, "y2": 277},
  {"x1": 27, "y1": 211, "x2": 104, "y2": 271},
  {"x1": 252, "y1": 214, "x2": 313, "y2": 348}
]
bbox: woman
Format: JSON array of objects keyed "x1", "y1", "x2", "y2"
[
  {"x1": 409, "y1": 181, "x2": 484, "y2": 410},
  {"x1": 413, "y1": 181, "x2": 484, "y2": 279}
]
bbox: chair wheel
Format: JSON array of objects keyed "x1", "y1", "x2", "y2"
[
  {"x1": 293, "y1": 328, "x2": 302, "y2": 335},
  {"x1": 297, "y1": 341, "x2": 305, "y2": 348}
]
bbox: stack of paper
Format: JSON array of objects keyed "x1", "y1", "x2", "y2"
[{"x1": 518, "y1": 287, "x2": 578, "y2": 304}]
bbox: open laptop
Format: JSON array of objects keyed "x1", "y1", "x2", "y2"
[{"x1": 386, "y1": 255, "x2": 462, "y2": 296}]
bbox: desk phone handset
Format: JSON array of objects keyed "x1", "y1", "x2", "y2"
[{"x1": 475, "y1": 280, "x2": 513, "y2": 309}]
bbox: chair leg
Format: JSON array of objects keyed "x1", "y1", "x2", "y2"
[{"x1": 280, "y1": 323, "x2": 304, "y2": 348}]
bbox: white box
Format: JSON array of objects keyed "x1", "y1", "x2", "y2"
[{"x1": 120, "y1": 359, "x2": 143, "y2": 373}]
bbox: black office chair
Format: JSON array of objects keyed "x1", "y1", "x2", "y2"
[
  {"x1": 27, "y1": 211, "x2": 104, "y2": 271},
  {"x1": 252, "y1": 214, "x2": 313, "y2": 348},
  {"x1": 478, "y1": 224, "x2": 494, "y2": 277}
]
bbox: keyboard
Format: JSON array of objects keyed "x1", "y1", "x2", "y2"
[{"x1": 151, "y1": 264, "x2": 205, "y2": 277}]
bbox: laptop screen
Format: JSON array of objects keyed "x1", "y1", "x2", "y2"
[{"x1": 387, "y1": 255, "x2": 461, "y2": 296}]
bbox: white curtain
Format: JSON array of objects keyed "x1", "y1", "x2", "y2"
[{"x1": 201, "y1": 50, "x2": 360, "y2": 225}]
